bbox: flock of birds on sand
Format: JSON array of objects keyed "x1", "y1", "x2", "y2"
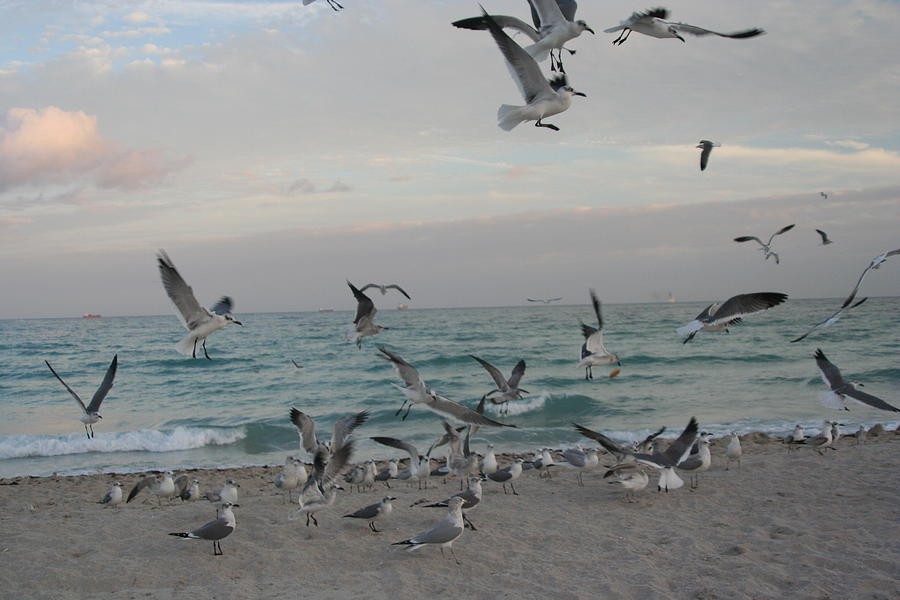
[{"x1": 34, "y1": 1, "x2": 899, "y2": 562}]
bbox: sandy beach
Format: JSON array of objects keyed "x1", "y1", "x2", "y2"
[{"x1": 1, "y1": 427, "x2": 897, "y2": 600}]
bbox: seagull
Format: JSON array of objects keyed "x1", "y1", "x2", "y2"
[
  {"x1": 291, "y1": 360, "x2": 303, "y2": 369},
  {"x1": 831, "y1": 422, "x2": 843, "y2": 443},
  {"x1": 484, "y1": 458, "x2": 524, "y2": 495},
  {"x1": 290, "y1": 441, "x2": 354, "y2": 528},
  {"x1": 733, "y1": 224, "x2": 795, "y2": 265},
  {"x1": 811, "y1": 421, "x2": 835, "y2": 454},
  {"x1": 527, "y1": 297, "x2": 563, "y2": 304},
  {"x1": 855, "y1": 426, "x2": 866, "y2": 446},
  {"x1": 347, "y1": 281, "x2": 387, "y2": 348},
  {"x1": 423, "y1": 477, "x2": 484, "y2": 531},
  {"x1": 157, "y1": 250, "x2": 242, "y2": 359},
  {"x1": 377, "y1": 346, "x2": 515, "y2": 427},
  {"x1": 676, "y1": 292, "x2": 788, "y2": 343},
  {"x1": 783, "y1": 425, "x2": 807, "y2": 451},
  {"x1": 169, "y1": 502, "x2": 238, "y2": 556},
  {"x1": 453, "y1": 0, "x2": 594, "y2": 73},
  {"x1": 433, "y1": 422, "x2": 479, "y2": 489},
  {"x1": 789, "y1": 296, "x2": 868, "y2": 343},
  {"x1": 677, "y1": 436, "x2": 711, "y2": 488},
  {"x1": 371, "y1": 436, "x2": 435, "y2": 490},
  {"x1": 393, "y1": 496, "x2": 466, "y2": 564},
  {"x1": 603, "y1": 464, "x2": 650, "y2": 502},
  {"x1": 302, "y1": 0, "x2": 342, "y2": 11},
  {"x1": 635, "y1": 426, "x2": 666, "y2": 454},
  {"x1": 604, "y1": 7, "x2": 764, "y2": 45},
  {"x1": 98, "y1": 482, "x2": 123, "y2": 507},
  {"x1": 814, "y1": 349, "x2": 899, "y2": 412},
  {"x1": 205, "y1": 479, "x2": 240, "y2": 505},
  {"x1": 528, "y1": 448, "x2": 557, "y2": 478},
  {"x1": 556, "y1": 446, "x2": 599, "y2": 486},
  {"x1": 174, "y1": 475, "x2": 201, "y2": 501},
  {"x1": 572, "y1": 423, "x2": 634, "y2": 464},
  {"x1": 577, "y1": 289, "x2": 621, "y2": 379},
  {"x1": 455, "y1": 8, "x2": 586, "y2": 132},
  {"x1": 289, "y1": 407, "x2": 369, "y2": 457},
  {"x1": 44, "y1": 354, "x2": 117, "y2": 439},
  {"x1": 725, "y1": 432, "x2": 742, "y2": 470},
  {"x1": 696, "y1": 140, "x2": 720, "y2": 171},
  {"x1": 841, "y1": 248, "x2": 900, "y2": 308},
  {"x1": 375, "y1": 459, "x2": 399, "y2": 487},
  {"x1": 127, "y1": 471, "x2": 176, "y2": 505},
  {"x1": 360, "y1": 283, "x2": 411, "y2": 300},
  {"x1": 480, "y1": 444, "x2": 498, "y2": 476},
  {"x1": 820, "y1": 192, "x2": 828, "y2": 200},
  {"x1": 471, "y1": 356, "x2": 528, "y2": 414},
  {"x1": 816, "y1": 229, "x2": 834, "y2": 246},
  {"x1": 344, "y1": 496, "x2": 396, "y2": 532}
]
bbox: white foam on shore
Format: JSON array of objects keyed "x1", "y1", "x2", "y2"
[
  {"x1": 484, "y1": 392, "x2": 550, "y2": 416},
  {"x1": 0, "y1": 427, "x2": 246, "y2": 460}
]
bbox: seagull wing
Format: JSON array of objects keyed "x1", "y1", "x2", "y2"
[
  {"x1": 85, "y1": 354, "x2": 117, "y2": 413},
  {"x1": 842, "y1": 387, "x2": 900, "y2": 413},
  {"x1": 289, "y1": 408, "x2": 319, "y2": 454},
  {"x1": 588, "y1": 289, "x2": 603, "y2": 329},
  {"x1": 209, "y1": 297, "x2": 234, "y2": 316},
  {"x1": 699, "y1": 144, "x2": 712, "y2": 171},
  {"x1": 157, "y1": 250, "x2": 210, "y2": 330},
  {"x1": 842, "y1": 249, "x2": 900, "y2": 308},
  {"x1": 528, "y1": 0, "x2": 567, "y2": 30},
  {"x1": 561, "y1": 448, "x2": 587, "y2": 467},
  {"x1": 348, "y1": 281, "x2": 375, "y2": 325},
  {"x1": 323, "y1": 441, "x2": 355, "y2": 487},
  {"x1": 572, "y1": 423, "x2": 630, "y2": 457},
  {"x1": 44, "y1": 360, "x2": 87, "y2": 414},
  {"x1": 814, "y1": 348, "x2": 844, "y2": 389},
  {"x1": 640, "y1": 426, "x2": 666, "y2": 447},
  {"x1": 384, "y1": 284, "x2": 412, "y2": 300},
  {"x1": 173, "y1": 475, "x2": 191, "y2": 497},
  {"x1": 662, "y1": 417, "x2": 699, "y2": 466},
  {"x1": 359, "y1": 283, "x2": 380, "y2": 293},
  {"x1": 667, "y1": 22, "x2": 765, "y2": 39},
  {"x1": 370, "y1": 436, "x2": 419, "y2": 463},
  {"x1": 815, "y1": 229, "x2": 830, "y2": 244},
  {"x1": 426, "y1": 395, "x2": 516, "y2": 427},
  {"x1": 481, "y1": 9, "x2": 554, "y2": 104},
  {"x1": 707, "y1": 292, "x2": 788, "y2": 327},
  {"x1": 556, "y1": 0, "x2": 578, "y2": 23},
  {"x1": 344, "y1": 501, "x2": 382, "y2": 519},
  {"x1": 126, "y1": 476, "x2": 156, "y2": 503},
  {"x1": 405, "y1": 514, "x2": 463, "y2": 546},
  {"x1": 331, "y1": 411, "x2": 370, "y2": 450},
  {"x1": 733, "y1": 236, "x2": 764, "y2": 247},
  {"x1": 188, "y1": 516, "x2": 233, "y2": 541},
  {"x1": 508, "y1": 359, "x2": 527, "y2": 388},
  {"x1": 378, "y1": 346, "x2": 429, "y2": 397},
  {"x1": 767, "y1": 224, "x2": 795, "y2": 246},
  {"x1": 452, "y1": 14, "x2": 541, "y2": 43},
  {"x1": 470, "y1": 355, "x2": 509, "y2": 392}
]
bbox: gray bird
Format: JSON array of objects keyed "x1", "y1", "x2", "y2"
[
  {"x1": 815, "y1": 349, "x2": 899, "y2": 412},
  {"x1": 605, "y1": 7, "x2": 764, "y2": 45},
  {"x1": 696, "y1": 140, "x2": 720, "y2": 171},
  {"x1": 97, "y1": 482, "x2": 123, "y2": 507},
  {"x1": 393, "y1": 496, "x2": 466, "y2": 564},
  {"x1": 343, "y1": 496, "x2": 396, "y2": 532},
  {"x1": 815, "y1": 229, "x2": 834, "y2": 246},
  {"x1": 733, "y1": 225, "x2": 795, "y2": 264},
  {"x1": 360, "y1": 283, "x2": 411, "y2": 300},
  {"x1": 169, "y1": 502, "x2": 238, "y2": 556},
  {"x1": 471, "y1": 355, "x2": 528, "y2": 414},
  {"x1": 347, "y1": 281, "x2": 387, "y2": 348},
  {"x1": 677, "y1": 292, "x2": 788, "y2": 343},
  {"x1": 45, "y1": 354, "x2": 117, "y2": 439}
]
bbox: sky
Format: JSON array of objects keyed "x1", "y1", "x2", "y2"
[{"x1": 1, "y1": 0, "x2": 898, "y2": 318}]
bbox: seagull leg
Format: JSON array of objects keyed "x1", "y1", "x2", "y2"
[
  {"x1": 511, "y1": 482, "x2": 518, "y2": 496},
  {"x1": 328, "y1": 0, "x2": 343, "y2": 10},
  {"x1": 89, "y1": 424, "x2": 95, "y2": 438},
  {"x1": 463, "y1": 515, "x2": 477, "y2": 531},
  {"x1": 370, "y1": 521, "x2": 380, "y2": 533},
  {"x1": 612, "y1": 29, "x2": 625, "y2": 44},
  {"x1": 577, "y1": 472, "x2": 584, "y2": 486},
  {"x1": 534, "y1": 119, "x2": 559, "y2": 132},
  {"x1": 312, "y1": 514, "x2": 319, "y2": 527},
  {"x1": 84, "y1": 424, "x2": 90, "y2": 440},
  {"x1": 401, "y1": 404, "x2": 413, "y2": 421},
  {"x1": 192, "y1": 339, "x2": 198, "y2": 359},
  {"x1": 305, "y1": 513, "x2": 311, "y2": 527},
  {"x1": 441, "y1": 548, "x2": 447, "y2": 561},
  {"x1": 502, "y1": 483, "x2": 507, "y2": 495},
  {"x1": 202, "y1": 339, "x2": 211, "y2": 360},
  {"x1": 450, "y1": 547, "x2": 461, "y2": 565},
  {"x1": 394, "y1": 400, "x2": 409, "y2": 418}
]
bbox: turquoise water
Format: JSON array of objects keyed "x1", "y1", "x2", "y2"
[{"x1": 1, "y1": 298, "x2": 898, "y2": 478}]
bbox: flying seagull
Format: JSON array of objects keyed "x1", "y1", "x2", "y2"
[
  {"x1": 44, "y1": 354, "x2": 117, "y2": 439},
  {"x1": 470, "y1": 356, "x2": 528, "y2": 414},
  {"x1": 696, "y1": 140, "x2": 720, "y2": 171},
  {"x1": 815, "y1": 229, "x2": 834, "y2": 246},
  {"x1": 577, "y1": 289, "x2": 621, "y2": 379},
  {"x1": 454, "y1": 8, "x2": 585, "y2": 131},
  {"x1": 290, "y1": 441, "x2": 354, "y2": 528},
  {"x1": 820, "y1": 192, "x2": 828, "y2": 200},
  {"x1": 289, "y1": 407, "x2": 368, "y2": 457},
  {"x1": 157, "y1": 250, "x2": 242, "y2": 359},
  {"x1": 676, "y1": 292, "x2": 788, "y2": 343},
  {"x1": 841, "y1": 248, "x2": 900, "y2": 308},
  {"x1": 733, "y1": 224, "x2": 795, "y2": 264},
  {"x1": 790, "y1": 297, "x2": 867, "y2": 343},
  {"x1": 814, "y1": 349, "x2": 899, "y2": 412},
  {"x1": 347, "y1": 281, "x2": 387, "y2": 348},
  {"x1": 453, "y1": 0, "x2": 594, "y2": 73},
  {"x1": 169, "y1": 502, "x2": 238, "y2": 556},
  {"x1": 302, "y1": 0, "x2": 342, "y2": 11},
  {"x1": 527, "y1": 297, "x2": 563, "y2": 304},
  {"x1": 604, "y1": 7, "x2": 764, "y2": 45},
  {"x1": 378, "y1": 346, "x2": 515, "y2": 427},
  {"x1": 359, "y1": 283, "x2": 411, "y2": 300}
]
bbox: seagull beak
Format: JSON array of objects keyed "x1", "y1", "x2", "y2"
[
  {"x1": 97, "y1": 415, "x2": 103, "y2": 419},
  {"x1": 676, "y1": 33, "x2": 685, "y2": 42},
  {"x1": 232, "y1": 319, "x2": 243, "y2": 326},
  {"x1": 573, "y1": 91, "x2": 587, "y2": 97},
  {"x1": 231, "y1": 504, "x2": 240, "y2": 508}
]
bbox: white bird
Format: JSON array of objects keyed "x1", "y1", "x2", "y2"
[
  {"x1": 831, "y1": 422, "x2": 843, "y2": 443},
  {"x1": 343, "y1": 496, "x2": 396, "y2": 533},
  {"x1": 174, "y1": 475, "x2": 201, "y2": 502},
  {"x1": 455, "y1": 8, "x2": 585, "y2": 132},
  {"x1": 453, "y1": 0, "x2": 594, "y2": 73},
  {"x1": 790, "y1": 297, "x2": 868, "y2": 343},
  {"x1": 290, "y1": 441, "x2": 354, "y2": 528},
  {"x1": 677, "y1": 437, "x2": 711, "y2": 488},
  {"x1": 677, "y1": 292, "x2": 788, "y2": 343},
  {"x1": 347, "y1": 281, "x2": 387, "y2": 348},
  {"x1": 127, "y1": 471, "x2": 177, "y2": 505},
  {"x1": 725, "y1": 432, "x2": 742, "y2": 470},
  {"x1": 169, "y1": 502, "x2": 238, "y2": 556},
  {"x1": 44, "y1": 354, "x2": 117, "y2": 439},
  {"x1": 783, "y1": 425, "x2": 807, "y2": 451},
  {"x1": 814, "y1": 349, "x2": 899, "y2": 412},
  {"x1": 605, "y1": 7, "x2": 764, "y2": 45},
  {"x1": 157, "y1": 250, "x2": 242, "y2": 359},
  {"x1": 527, "y1": 297, "x2": 563, "y2": 304},
  {"x1": 205, "y1": 479, "x2": 240, "y2": 505},
  {"x1": 841, "y1": 248, "x2": 900, "y2": 309},
  {"x1": 471, "y1": 355, "x2": 528, "y2": 413},
  {"x1": 97, "y1": 482, "x2": 123, "y2": 507},
  {"x1": 485, "y1": 458, "x2": 524, "y2": 495},
  {"x1": 557, "y1": 446, "x2": 599, "y2": 486},
  {"x1": 360, "y1": 283, "x2": 411, "y2": 300},
  {"x1": 733, "y1": 224, "x2": 795, "y2": 265},
  {"x1": 377, "y1": 346, "x2": 514, "y2": 427},
  {"x1": 289, "y1": 407, "x2": 369, "y2": 457},
  {"x1": 577, "y1": 289, "x2": 621, "y2": 379},
  {"x1": 302, "y1": 0, "x2": 342, "y2": 11},
  {"x1": 392, "y1": 496, "x2": 466, "y2": 564},
  {"x1": 855, "y1": 426, "x2": 866, "y2": 446},
  {"x1": 274, "y1": 456, "x2": 308, "y2": 503},
  {"x1": 811, "y1": 421, "x2": 835, "y2": 455},
  {"x1": 423, "y1": 477, "x2": 484, "y2": 531},
  {"x1": 480, "y1": 444, "x2": 498, "y2": 475},
  {"x1": 696, "y1": 140, "x2": 720, "y2": 171},
  {"x1": 816, "y1": 229, "x2": 834, "y2": 246},
  {"x1": 603, "y1": 464, "x2": 650, "y2": 502}
]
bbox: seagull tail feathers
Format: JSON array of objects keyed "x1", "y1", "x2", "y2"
[
  {"x1": 523, "y1": 43, "x2": 551, "y2": 63},
  {"x1": 676, "y1": 320, "x2": 704, "y2": 338},
  {"x1": 497, "y1": 104, "x2": 526, "y2": 131},
  {"x1": 175, "y1": 333, "x2": 198, "y2": 356},
  {"x1": 818, "y1": 391, "x2": 845, "y2": 411}
]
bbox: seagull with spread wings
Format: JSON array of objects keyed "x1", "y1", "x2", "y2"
[
  {"x1": 289, "y1": 407, "x2": 368, "y2": 458},
  {"x1": 347, "y1": 281, "x2": 388, "y2": 348},
  {"x1": 733, "y1": 224, "x2": 795, "y2": 264},
  {"x1": 790, "y1": 297, "x2": 867, "y2": 343},
  {"x1": 677, "y1": 292, "x2": 788, "y2": 343},
  {"x1": 840, "y1": 248, "x2": 900, "y2": 309},
  {"x1": 696, "y1": 140, "x2": 720, "y2": 171},
  {"x1": 814, "y1": 349, "x2": 899, "y2": 413},
  {"x1": 360, "y1": 283, "x2": 411, "y2": 300},
  {"x1": 527, "y1": 297, "x2": 563, "y2": 304},
  {"x1": 577, "y1": 289, "x2": 621, "y2": 379},
  {"x1": 470, "y1": 356, "x2": 528, "y2": 414},
  {"x1": 605, "y1": 7, "x2": 764, "y2": 45},
  {"x1": 44, "y1": 355, "x2": 117, "y2": 439}
]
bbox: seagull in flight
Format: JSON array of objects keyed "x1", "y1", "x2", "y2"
[
  {"x1": 677, "y1": 292, "x2": 788, "y2": 343},
  {"x1": 44, "y1": 355, "x2": 117, "y2": 439},
  {"x1": 291, "y1": 441, "x2": 354, "y2": 528},
  {"x1": 455, "y1": 8, "x2": 585, "y2": 132},
  {"x1": 840, "y1": 248, "x2": 900, "y2": 309},
  {"x1": 453, "y1": 0, "x2": 594, "y2": 73},
  {"x1": 577, "y1": 289, "x2": 621, "y2": 379},
  {"x1": 378, "y1": 346, "x2": 515, "y2": 427},
  {"x1": 302, "y1": 0, "x2": 342, "y2": 11},
  {"x1": 360, "y1": 283, "x2": 411, "y2": 300},
  {"x1": 696, "y1": 140, "x2": 720, "y2": 171},
  {"x1": 527, "y1": 297, "x2": 563, "y2": 304},
  {"x1": 820, "y1": 192, "x2": 828, "y2": 200},
  {"x1": 814, "y1": 349, "x2": 899, "y2": 412},
  {"x1": 157, "y1": 250, "x2": 242, "y2": 359},
  {"x1": 347, "y1": 281, "x2": 388, "y2": 348},
  {"x1": 470, "y1": 356, "x2": 528, "y2": 414},
  {"x1": 604, "y1": 7, "x2": 764, "y2": 45},
  {"x1": 289, "y1": 407, "x2": 369, "y2": 458},
  {"x1": 815, "y1": 229, "x2": 834, "y2": 246},
  {"x1": 790, "y1": 297, "x2": 867, "y2": 343},
  {"x1": 733, "y1": 224, "x2": 795, "y2": 264}
]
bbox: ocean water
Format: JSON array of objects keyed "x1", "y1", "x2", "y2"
[{"x1": 1, "y1": 298, "x2": 898, "y2": 478}]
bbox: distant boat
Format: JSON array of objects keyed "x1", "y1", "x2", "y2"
[
  {"x1": 82, "y1": 314, "x2": 102, "y2": 318},
  {"x1": 318, "y1": 308, "x2": 334, "y2": 313},
  {"x1": 397, "y1": 304, "x2": 409, "y2": 310},
  {"x1": 666, "y1": 293, "x2": 676, "y2": 303}
]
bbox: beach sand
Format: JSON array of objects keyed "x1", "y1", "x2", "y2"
[{"x1": 1, "y1": 428, "x2": 897, "y2": 600}]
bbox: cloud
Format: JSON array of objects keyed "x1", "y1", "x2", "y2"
[
  {"x1": 123, "y1": 12, "x2": 151, "y2": 24},
  {"x1": 285, "y1": 178, "x2": 353, "y2": 195},
  {"x1": 0, "y1": 106, "x2": 186, "y2": 192},
  {"x1": 0, "y1": 216, "x2": 31, "y2": 230}
]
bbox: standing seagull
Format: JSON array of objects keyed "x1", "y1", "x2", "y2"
[
  {"x1": 696, "y1": 140, "x2": 720, "y2": 171},
  {"x1": 347, "y1": 281, "x2": 387, "y2": 348},
  {"x1": 725, "y1": 433, "x2": 742, "y2": 470},
  {"x1": 814, "y1": 349, "x2": 899, "y2": 412},
  {"x1": 815, "y1": 229, "x2": 834, "y2": 246},
  {"x1": 360, "y1": 283, "x2": 411, "y2": 300},
  {"x1": 604, "y1": 7, "x2": 764, "y2": 45},
  {"x1": 423, "y1": 477, "x2": 484, "y2": 531},
  {"x1": 790, "y1": 297, "x2": 867, "y2": 343},
  {"x1": 840, "y1": 249, "x2": 900, "y2": 309},
  {"x1": 393, "y1": 496, "x2": 466, "y2": 564},
  {"x1": 169, "y1": 502, "x2": 238, "y2": 556},
  {"x1": 471, "y1": 356, "x2": 528, "y2": 414},
  {"x1": 98, "y1": 482, "x2": 123, "y2": 507},
  {"x1": 344, "y1": 496, "x2": 396, "y2": 533},
  {"x1": 44, "y1": 355, "x2": 117, "y2": 439},
  {"x1": 577, "y1": 289, "x2": 621, "y2": 379},
  {"x1": 378, "y1": 346, "x2": 514, "y2": 427},
  {"x1": 676, "y1": 292, "x2": 788, "y2": 343},
  {"x1": 454, "y1": 8, "x2": 585, "y2": 132},
  {"x1": 157, "y1": 250, "x2": 242, "y2": 359},
  {"x1": 485, "y1": 458, "x2": 524, "y2": 495},
  {"x1": 733, "y1": 224, "x2": 795, "y2": 264},
  {"x1": 127, "y1": 471, "x2": 177, "y2": 505}
]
